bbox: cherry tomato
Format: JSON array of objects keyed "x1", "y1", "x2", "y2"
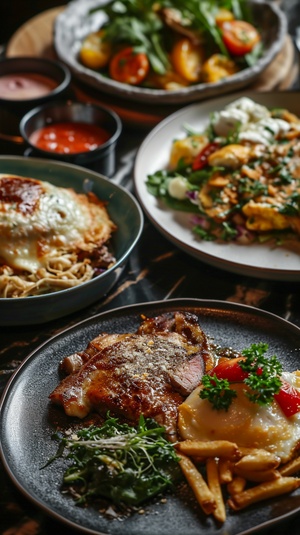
[
  {"x1": 221, "y1": 20, "x2": 261, "y2": 56},
  {"x1": 274, "y1": 380, "x2": 300, "y2": 417},
  {"x1": 79, "y1": 31, "x2": 112, "y2": 70},
  {"x1": 109, "y1": 47, "x2": 149, "y2": 85},
  {"x1": 171, "y1": 38, "x2": 204, "y2": 83},
  {"x1": 192, "y1": 142, "x2": 220, "y2": 171},
  {"x1": 209, "y1": 357, "x2": 249, "y2": 382}
]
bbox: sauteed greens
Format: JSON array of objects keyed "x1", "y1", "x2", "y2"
[
  {"x1": 80, "y1": 0, "x2": 262, "y2": 88},
  {"x1": 47, "y1": 415, "x2": 180, "y2": 507}
]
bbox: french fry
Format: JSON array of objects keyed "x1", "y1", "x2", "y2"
[
  {"x1": 227, "y1": 476, "x2": 246, "y2": 495},
  {"x1": 236, "y1": 449, "x2": 280, "y2": 471},
  {"x1": 279, "y1": 456, "x2": 300, "y2": 476},
  {"x1": 218, "y1": 458, "x2": 234, "y2": 484},
  {"x1": 228, "y1": 476, "x2": 300, "y2": 511},
  {"x1": 233, "y1": 466, "x2": 280, "y2": 482},
  {"x1": 178, "y1": 453, "x2": 216, "y2": 515},
  {"x1": 177, "y1": 440, "x2": 241, "y2": 461},
  {"x1": 206, "y1": 457, "x2": 226, "y2": 523}
]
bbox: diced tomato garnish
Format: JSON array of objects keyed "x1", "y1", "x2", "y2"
[
  {"x1": 209, "y1": 357, "x2": 249, "y2": 382},
  {"x1": 274, "y1": 379, "x2": 300, "y2": 417},
  {"x1": 192, "y1": 142, "x2": 220, "y2": 171}
]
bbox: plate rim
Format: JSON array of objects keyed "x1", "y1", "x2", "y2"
[
  {"x1": 1, "y1": 297, "x2": 300, "y2": 535},
  {"x1": 133, "y1": 90, "x2": 300, "y2": 281}
]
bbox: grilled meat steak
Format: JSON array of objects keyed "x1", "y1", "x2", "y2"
[{"x1": 49, "y1": 312, "x2": 211, "y2": 436}]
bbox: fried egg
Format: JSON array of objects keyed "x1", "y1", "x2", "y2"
[
  {"x1": 0, "y1": 174, "x2": 116, "y2": 273},
  {"x1": 178, "y1": 371, "x2": 300, "y2": 463}
]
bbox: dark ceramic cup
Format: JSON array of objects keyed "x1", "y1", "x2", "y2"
[{"x1": 19, "y1": 100, "x2": 123, "y2": 177}]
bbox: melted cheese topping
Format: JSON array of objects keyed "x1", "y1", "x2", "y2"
[
  {"x1": 0, "y1": 174, "x2": 115, "y2": 273},
  {"x1": 178, "y1": 371, "x2": 300, "y2": 463}
]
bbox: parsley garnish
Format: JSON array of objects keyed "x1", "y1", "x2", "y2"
[
  {"x1": 200, "y1": 343, "x2": 282, "y2": 410},
  {"x1": 200, "y1": 374, "x2": 237, "y2": 411},
  {"x1": 240, "y1": 343, "x2": 282, "y2": 405}
]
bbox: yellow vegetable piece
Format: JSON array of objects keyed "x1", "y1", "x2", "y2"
[
  {"x1": 171, "y1": 38, "x2": 204, "y2": 83},
  {"x1": 201, "y1": 54, "x2": 238, "y2": 83},
  {"x1": 215, "y1": 8, "x2": 234, "y2": 26},
  {"x1": 79, "y1": 31, "x2": 112, "y2": 70}
]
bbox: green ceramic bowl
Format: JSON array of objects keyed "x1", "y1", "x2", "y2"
[{"x1": 0, "y1": 156, "x2": 143, "y2": 325}]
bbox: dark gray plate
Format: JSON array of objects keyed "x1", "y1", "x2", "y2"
[
  {"x1": 54, "y1": 0, "x2": 287, "y2": 105},
  {"x1": 1, "y1": 298, "x2": 300, "y2": 535}
]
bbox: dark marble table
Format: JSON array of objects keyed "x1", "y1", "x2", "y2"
[{"x1": 1, "y1": 2, "x2": 300, "y2": 534}]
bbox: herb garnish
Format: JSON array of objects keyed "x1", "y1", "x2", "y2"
[
  {"x1": 200, "y1": 343, "x2": 282, "y2": 410},
  {"x1": 45, "y1": 415, "x2": 180, "y2": 507},
  {"x1": 240, "y1": 343, "x2": 282, "y2": 405},
  {"x1": 200, "y1": 374, "x2": 237, "y2": 410}
]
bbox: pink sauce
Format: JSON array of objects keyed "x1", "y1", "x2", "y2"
[{"x1": 0, "y1": 73, "x2": 58, "y2": 100}]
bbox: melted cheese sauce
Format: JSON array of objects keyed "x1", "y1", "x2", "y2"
[
  {"x1": 178, "y1": 371, "x2": 300, "y2": 463},
  {"x1": 0, "y1": 175, "x2": 113, "y2": 273}
]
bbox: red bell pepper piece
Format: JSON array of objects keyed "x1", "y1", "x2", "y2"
[{"x1": 192, "y1": 141, "x2": 220, "y2": 171}]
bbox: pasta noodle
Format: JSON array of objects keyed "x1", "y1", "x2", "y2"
[{"x1": 0, "y1": 174, "x2": 116, "y2": 297}]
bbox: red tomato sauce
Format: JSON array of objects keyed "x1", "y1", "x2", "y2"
[{"x1": 29, "y1": 122, "x2": 110, "y2": 154}]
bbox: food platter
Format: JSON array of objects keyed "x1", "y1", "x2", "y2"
[
  {"x1": 1, "y1": 298, "x2": 300, "y2": 535},
  {"x1": 134, "y1": 90, "x2": 300, "y2": 281},
  {"x1": 0, "y1": 156, "x2": 143, "y2": 326},
  {"x1": 53, "y1": 0, "x2": 287, "y2": 105}
]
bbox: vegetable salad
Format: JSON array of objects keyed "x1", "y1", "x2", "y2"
[
  {"x1": 146, "y1": 97, "x2": 300, "y2": 245},
  {"x1": 79, "y1": 0, "x2": 262, "y2": 89}
]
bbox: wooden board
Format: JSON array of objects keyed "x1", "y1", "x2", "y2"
[{"x1": 6, "y1": 6, "x2": 298, "y2": 127}]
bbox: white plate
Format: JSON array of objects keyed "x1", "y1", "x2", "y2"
[
  {"x1": 54, "y1": 0, "x2": 287, "y2": 105},
  {"x1": 134, "y1": 91, "x2": 300, "y2": 281}
]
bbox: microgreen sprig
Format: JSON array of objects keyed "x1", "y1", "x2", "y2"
[{"x1": 45, "y1": 414, "x2": 181, "y2": 507}]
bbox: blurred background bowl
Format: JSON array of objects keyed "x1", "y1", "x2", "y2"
[
  {"x1": 54, "y1": 0, "x2": 287, "y2": 105},
  {"x1": 19, "y1": 100, "x2": 122, "y2": 176},
  {"x1": 0, "y1": 56, "x2": 72, "y2": 146},
  {"x1": 0, "y1": 56, "x2": 72, "y2": 114}
]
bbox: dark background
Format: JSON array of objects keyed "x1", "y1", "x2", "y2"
[
  {"x1": 0, "y1": 0, "x2": 64, "y2": 44},
  {"x1": 0, "y1": 0, "x2": 298, "y2": 46}
]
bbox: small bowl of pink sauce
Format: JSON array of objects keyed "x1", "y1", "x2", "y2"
[
  {"x1": 0, "y1": 57, "x2": 72, "y2": 115},
  {"x1": 19, "y1": 100, "x2": 122, "y2": 176},
  {"x1": 0, "y1": 57, "x2": 72, "y2": 146}
]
